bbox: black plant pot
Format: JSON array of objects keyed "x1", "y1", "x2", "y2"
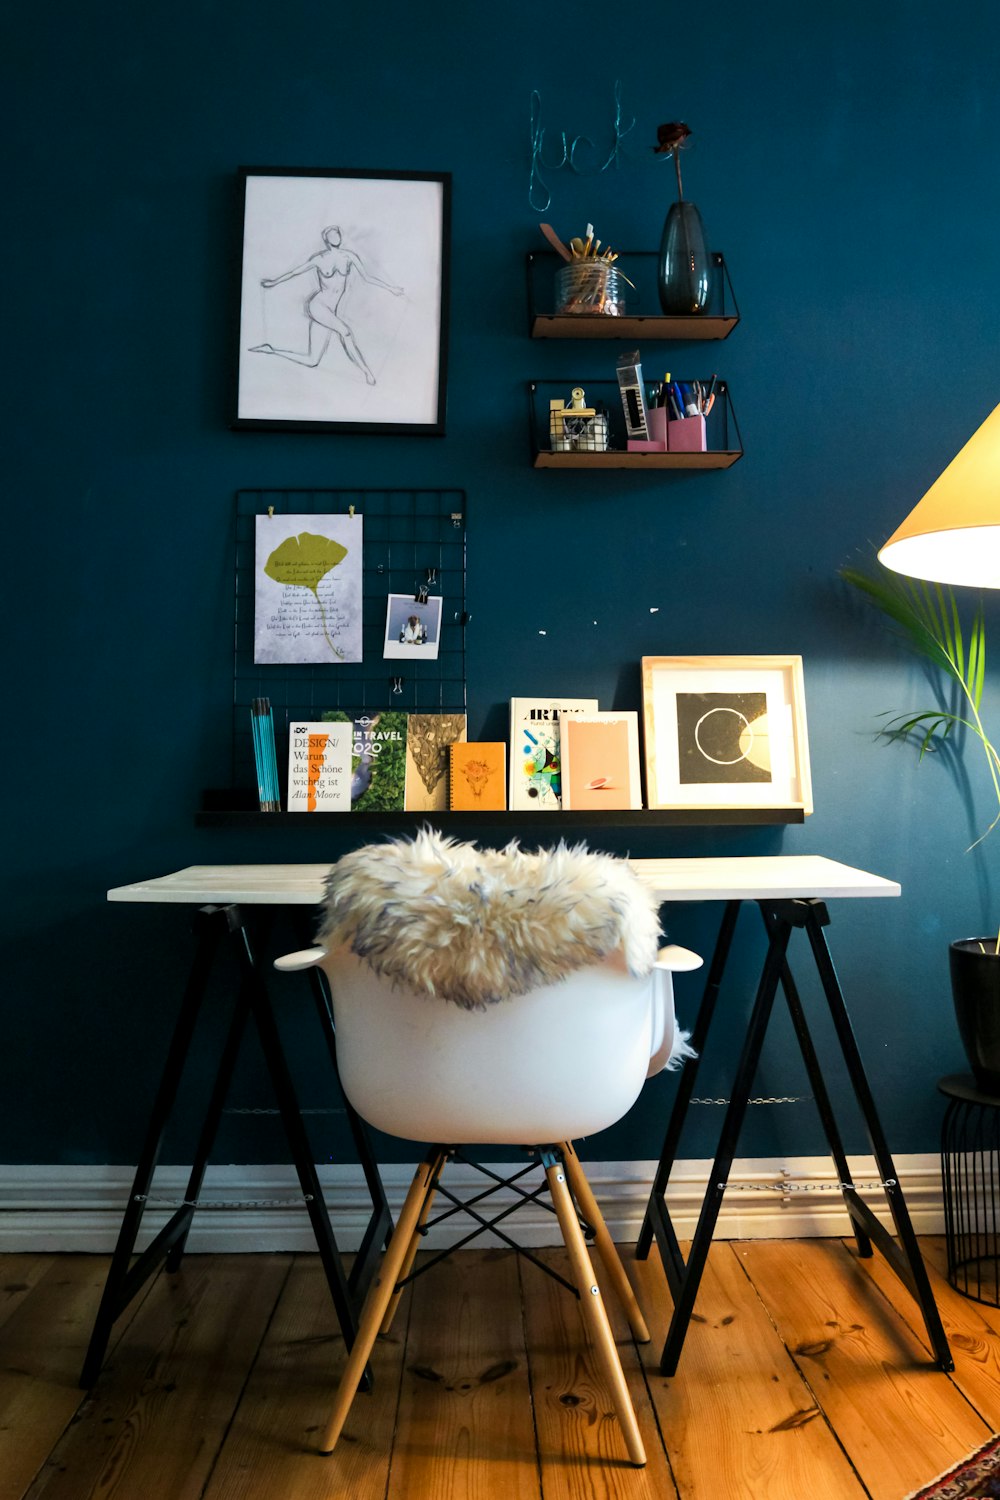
[{"x1": 950, "y1": 939, "x2": 1000, "y2": 1094}]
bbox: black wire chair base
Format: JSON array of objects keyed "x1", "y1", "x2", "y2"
[{"x1": 394, "y1": 1147, "x2": 595, "y2": 1300}]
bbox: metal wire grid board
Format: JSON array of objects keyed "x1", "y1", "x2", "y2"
[{"x1": 232, "y1": 488, "x2": 467, "y2": 794}]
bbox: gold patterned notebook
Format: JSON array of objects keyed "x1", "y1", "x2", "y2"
[{"x1": 404, "y1": 713, "x2": 468, "y2": 811}]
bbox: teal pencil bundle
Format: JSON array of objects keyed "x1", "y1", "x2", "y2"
[{"x1": 251, "y1": 698, "x2": 281, "y2": 811}]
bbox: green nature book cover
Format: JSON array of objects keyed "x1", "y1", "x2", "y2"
[{"x1": 322, "y1": 710, "x2": 408, "y2": 811}]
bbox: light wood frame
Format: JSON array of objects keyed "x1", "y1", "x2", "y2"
[{"x1": 640, "y1": 655, "x2": 813, "y2": 815}]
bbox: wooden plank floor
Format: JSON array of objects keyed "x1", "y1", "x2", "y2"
[{"x1": 1, "y1": 1237, "x2": 997, "y2": 1499}]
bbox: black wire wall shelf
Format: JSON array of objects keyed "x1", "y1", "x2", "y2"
[
  {"x1": 527, "y1": 251, "x2": 740, "y2": 341},
  {"x1": 527, "y1": 380, "x2": 743, "y2": 470}
]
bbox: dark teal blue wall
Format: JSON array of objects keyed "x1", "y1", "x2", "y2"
[{"x1": 6, "y1": 2, "x2": 1000, "y2": 1166}]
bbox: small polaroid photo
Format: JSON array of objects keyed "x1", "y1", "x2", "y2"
[{"x1": 383, "y1": 592, "x2": 443, "y2": 660}]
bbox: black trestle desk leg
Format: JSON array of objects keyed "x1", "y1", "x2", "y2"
[
  {"x1": 637, "y1": 899, "x2": 742, "y2": 1264},
  {"x1": 658, "y1": 914, "x2": 791, "y2": 1376},
  {"x1": 236, "y1": 914, "x2": 362, "y2": 1361},
  {"x1": 165, "y1": 905, "x2": 258, "y2": 1272},
  {"x1": 760, "y1": 902, "x2": 872, "y2": 1261},
  {"x1": 307, "y1": 963, "x2": 393, "y2": 1305},
  {"x1": 80, "y1": 905, "x2": 226, "y2": 1388},
  {"x1": 801, "y1": 900, "x2": 953, "y2": 1372}
]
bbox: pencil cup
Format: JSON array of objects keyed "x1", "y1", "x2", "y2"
[
  {"x1": 555, "y1": 262, "x2": 625, "y2": 316},
  {"x1": 667, "y1": 414, "x2": 707, "y2": 452},
  {"x1": 627, "y1": 406, "x2": 668, "y2": 452}
]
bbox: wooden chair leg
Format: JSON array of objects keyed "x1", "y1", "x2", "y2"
[
  {"x1": 545, "y1": 1153, "x2": 647, "y2": 1468},
  {"x1": 321, "y1": 1149, "x2": 445, "y2": 1455},
  {"x1": 561, "y1": 1141, "x2": 650, "y2": 1344},
  {"x1": 378, "y1": 1180, "x2": 439, "y2": 1335}
]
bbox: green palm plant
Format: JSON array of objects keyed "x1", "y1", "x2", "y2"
[{"x1": 842, "y1": 564, "x2": 1000, "y2": 950}]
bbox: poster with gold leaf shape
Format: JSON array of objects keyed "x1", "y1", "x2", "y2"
[{"x1": 254, "y1": 513, "x2": 363, "y2": 664}]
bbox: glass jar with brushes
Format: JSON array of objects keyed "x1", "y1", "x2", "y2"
[
  {"x1": 551, "y1": 224, "x2": 630, "y2": 316},
  {"x1": 555, "y1": 259, "x2": 625, "y2": 316}
]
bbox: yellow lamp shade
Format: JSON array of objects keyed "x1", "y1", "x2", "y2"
[{"x1": 878, "y1": 400, "x2": 1000, "y2": 587}]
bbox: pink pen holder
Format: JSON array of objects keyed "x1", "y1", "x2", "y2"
[
  {"x1": 667, "y1": 413, "x2": 707, "y2": 452},
  {"x1": 626, "y1": 407, "x2": 669, "y2": 452}
]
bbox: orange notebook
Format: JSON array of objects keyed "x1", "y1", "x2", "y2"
[{"x1": 449, "y1": 742, "x2": 507, "y2": 810}]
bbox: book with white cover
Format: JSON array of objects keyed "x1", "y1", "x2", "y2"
[
  {"x1": 508, "y1": 696, "x2": 599, "y2": 810},
  {"x1": 286, "y1": 720, "x2": 353, "y2": 812}
]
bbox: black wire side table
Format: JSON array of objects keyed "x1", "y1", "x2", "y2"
[{"x1": 939, "y1": 1073, "x2": 1000, "y2": 1306}]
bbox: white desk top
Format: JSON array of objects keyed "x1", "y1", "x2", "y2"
[
  {"x1": 107, "y1": 856, "x2": 900, "y2": 906},
  {"x1": 632, "y1": 856, "x2": 899, "y2": 901}
]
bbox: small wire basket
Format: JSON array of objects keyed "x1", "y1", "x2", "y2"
[
  {"x1": 550, "y1": 400, "x2": 609, "y2": 453},
  {"x1": 555, "y1": 261, "x2": 625, "y2": 317}
]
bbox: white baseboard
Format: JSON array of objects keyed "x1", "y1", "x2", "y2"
[{"x1": 0, "y1": 1154, "x2": 944, "y2": 1254}]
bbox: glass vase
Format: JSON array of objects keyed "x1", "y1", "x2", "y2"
[{"x1": 657, "y1": 200, "x2": 711, "y2": 315}]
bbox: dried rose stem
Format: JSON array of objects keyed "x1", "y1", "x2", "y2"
[{"x1": 674, "y1": 151, "x2": 684, "y2": 200}]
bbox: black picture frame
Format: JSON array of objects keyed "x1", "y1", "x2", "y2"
[{"x1": 233, "y1": 167, "x2": 451, "y2": 435}]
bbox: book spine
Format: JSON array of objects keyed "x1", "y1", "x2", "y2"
[{"x1": 448, "y1": 744, "x2": 459, "y2": 810}]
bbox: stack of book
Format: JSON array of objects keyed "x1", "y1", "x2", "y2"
[
  {"x1": 508, "y1": 696, "x2": 641, "y2": 812},
  {"x1": 280, "y1": 699, "x2": 642, "y2": 814},
  {"x1": 286, "y1": 710, "x2": 468, "y2": 814}
]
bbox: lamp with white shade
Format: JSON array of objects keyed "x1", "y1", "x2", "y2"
[{"x1": 878, "y1": 403, "x2": 1000, "y2": 588}]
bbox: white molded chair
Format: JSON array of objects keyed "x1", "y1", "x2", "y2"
[{"x1": 275, "y1": 836, "x2": 700, "y2": 1467}]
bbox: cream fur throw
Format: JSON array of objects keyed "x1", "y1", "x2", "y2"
[{"x1": 318, "y1": 830, "x2": 662, "y2": 1010}]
